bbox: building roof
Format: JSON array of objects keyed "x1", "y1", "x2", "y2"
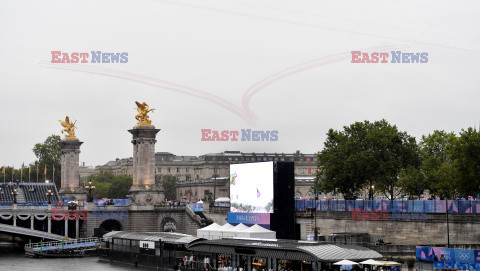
[
  {"x1": 103, "y1": 231, "x2": 201, "y2": 245},
  {"x1": 187, "y1": 238, "x2": 382, "y2": 262}
]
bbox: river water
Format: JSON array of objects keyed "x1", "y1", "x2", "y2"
[{"x1": 0, "y1": 252, "x2": 150, "y2": 271}]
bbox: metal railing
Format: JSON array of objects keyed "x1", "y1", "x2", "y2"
[
  {"x1": 179, "y1": 260, "x2": 215, "y2": 271},
  {"x1": 25, "y1": 237, "x2": 104, "y2": 250}
]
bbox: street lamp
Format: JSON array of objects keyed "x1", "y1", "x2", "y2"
[
  {"x1": 369, "y1": 184, "x2": 375, "y2": 201},
  {"x1": 85, "y1": 180, "x2": 95, "y2": 202},
  {"x1": 11, "y1": 188, "x2": 18, "y2": 204},
  {"x1": 46, "y1": 189, "x2": 54, "y2": 204},
  {"x1": 213, "y1": 169, "x2": 219, "y2": 204}
]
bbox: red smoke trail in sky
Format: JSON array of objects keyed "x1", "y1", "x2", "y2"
[{"x1": 41, "y1": 45, "x2": 400, "y2": 125}]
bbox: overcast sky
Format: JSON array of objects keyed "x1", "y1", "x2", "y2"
[{"x1": 1, "y1": 0, "x2": 479, "y2": 167}]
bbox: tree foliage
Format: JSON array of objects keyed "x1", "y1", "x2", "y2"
[
  {"x1": 419, "y1": 130, "x2": 457, "y2": 198},
  {"x1": 162, "y1": 175, "x2": 177, "y2": 201},
  {"x1": 317, "y1": 120, "x2": 420, "y2": 200},
  {"x1": 32, "y1": 135, "x2": 62, "y2": 187},
  {"x1": 451, "y1": 128, "x2": 480, "y2": 197},
  {"x1": 87, "y1": 171, "x2": 132, "y2": 199}
]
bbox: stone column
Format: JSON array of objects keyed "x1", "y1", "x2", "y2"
[
  {"x1": 65, "y1": 219, "x2": 68, "y2": 237},
  {"x1": 30, "y1": 216, "x2": 34, "y2": 230},
  {"x1": 128, "y1": 126, "x2": 164, "y2": 205},
  {"x1": 48, "y1": 216, "x2": 51, "y2": 233},
  {"x1": 59, "y1": 139, "x2": 86, "y2": 200},
  {"x1": 76, "y1": 219, "x2": 79, "y2": 239}
]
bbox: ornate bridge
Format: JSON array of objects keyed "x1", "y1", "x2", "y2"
[
  {"x1": 0, "y1": 222, "x2": 70, "y2": 241},
  {"x1": 0, "y1": 204, "x2": 209, "y2": 240}
]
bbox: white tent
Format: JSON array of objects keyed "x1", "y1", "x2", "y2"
[
  {"x1": 238, "y1": 224, "x2": 276, "y2": 239},
  {"x1": 197, "y1": 223, "x2": 276, "y2": 240},
  {"x1": 196, "y1": 222, "x2": 222, "y2": 240},
  {"x1": 222, "y1": 223, "x2": 248, "y2": 238}
]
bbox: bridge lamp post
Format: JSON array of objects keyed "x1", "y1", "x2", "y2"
[
  {"x1": 213, "y1": 171, "x2": 219, "y2": 203},
  {"x1": 369, "y1": 184, "x2": 375, "y2": 201},
  {"x1": 11, "y1": 188, "x2": 18, "y2": 205},
  {"x1": 85, "y1": 180, "x2": 95, "y2": 202},
  {"x1": 46, "y1": 189, "x2": 54, "y2": 205}
]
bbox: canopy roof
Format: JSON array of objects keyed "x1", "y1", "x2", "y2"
[
  {"x1": 104, "y1": 231, "x2": 200, "y2": 245},
  {"x1": 360, "y1": 259, "x2": 384, "y2": 265},
  {"x1": 220, "y1": 223, "x2": 235, "y2": 230},
  {"x1": 244, "y1": 224, "x2": 273, "y2": 233},
  {"x1": 187, "y1": 238, "x2": 382, "y2": 262},
  {"x1": 197, "y1": 223, "x2": 221, "y2": 232}
]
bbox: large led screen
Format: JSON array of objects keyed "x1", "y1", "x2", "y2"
[{"x1": 230, "y1": 161, "x2": 274, "y2": 213}]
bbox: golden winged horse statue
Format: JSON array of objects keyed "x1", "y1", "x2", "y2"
[
  {"x1": 59, "y1": 116, "x2": 77, "y2": 139},
  {"x1": 135, "y1": 101, "x2": 155, "y2": 126}
]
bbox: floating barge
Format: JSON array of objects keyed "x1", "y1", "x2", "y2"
[{"x1": 100, "y1": 231, "x2": 382, "y2": 271}]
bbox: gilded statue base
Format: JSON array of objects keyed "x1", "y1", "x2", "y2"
[
  {"x1": 64, "y1": 135, "x2": 78, "y2": 140},
  {"x1": 136, "y1": 120, "x2": 153, "y2": 127}
]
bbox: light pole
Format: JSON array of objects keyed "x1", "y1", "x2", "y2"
[
  {"x1": 213, "y1": 170, "x2": 218, "y2": 204},
  {"x1": 11, "y1": 188, "x2": 18, "y2": 204},
  {"x1": 46, "y1": 189, "x2": 54, "y2": 204},
  {"x1": 85, "y1": 180, "x2": 95, "y2": 202},
  {"x1": 314, "y1": 174, "x2": 320, "y2": 241},
  {"x1": 446, "y1": 198, "x2": 450, "y2": 248},
  {"x1": 369, "y1": 184, "x2": 375, "y2": 201}
]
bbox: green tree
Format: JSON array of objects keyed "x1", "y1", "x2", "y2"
[
  {"x1": 92, "y1": 182, "x2": 111, "y2": 198},
  {"x1": 88, "y1": 171, "x2": 116, "y2": 183},
  {"x1": 317, "y1": 120, "x2": 420, "y2": 200},
  {"x1": 161, "y1": 175, "x2": 177, "y2": 201},
  {"x1": 32, "y1": 135, "x2": 62, "y2": 186},
  {"x1": 451, "y1": 128, "x2": 480, "y2": 197},
  {"x1": 108, "y1": 175, "x2": 133, "y2": 199},
  {"x1": 398, "y1": 166, "x2": 426, "y2": 199},
  {"x1": 87, "y1": 171, "x2": 132, "y2": 199},
  {"x1": 419, "y1": 130, "x2": 458, "y2": 198}
]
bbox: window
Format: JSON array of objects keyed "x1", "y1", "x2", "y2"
[
  {"x1": 167, "y1": 168, "x2": 171, "y2": 173},
  {"x1": 186, "y1": 168, "x2": 189, "y2": 173},
  {"x1": 177, "y1": 168, "x2": 180, "y2": 173}
]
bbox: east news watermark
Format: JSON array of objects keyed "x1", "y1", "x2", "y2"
[
  {"x1": 50, "y1": 51, "x2": 128, "y2": 63},
  {"x1": 351, "y1": 50, "x2": 428, "y2": 63},
  {"x1": 201, "y1": 129, "x2": 278, "y2": 142}
]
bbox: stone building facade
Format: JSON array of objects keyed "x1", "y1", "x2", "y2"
[{"x1": 95, "y1": 150, "x2": 318, "y2": 201}]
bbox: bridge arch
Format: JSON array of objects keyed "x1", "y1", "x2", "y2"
[
  {"x1": 160, "y1": 217, "x2": 177, "y2": 232},
  {"x1": 99, "y1": 219, "x2": 123, "y2": 232}
]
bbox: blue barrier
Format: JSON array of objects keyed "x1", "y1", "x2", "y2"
[{"x1": 295, "y1": 199, "x2": 480, "y2": 214}]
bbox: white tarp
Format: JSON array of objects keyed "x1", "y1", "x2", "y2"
[{"x1": 197, "y1": 223, "x2": 275, "y2": 240}]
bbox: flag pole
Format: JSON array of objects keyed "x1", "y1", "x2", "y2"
[
  {"x1": 29, "y1": 167, "x2": 31, "y2": 182},
  {"x1": 20, "y1": 165, "x2": 23, "y2": 182},
  {"x1": 12, "y1": 167, "x2": 14, "y2": 182},
  {"x1": 36, "y1": 165, "x2": 39, "y2": 183}
]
